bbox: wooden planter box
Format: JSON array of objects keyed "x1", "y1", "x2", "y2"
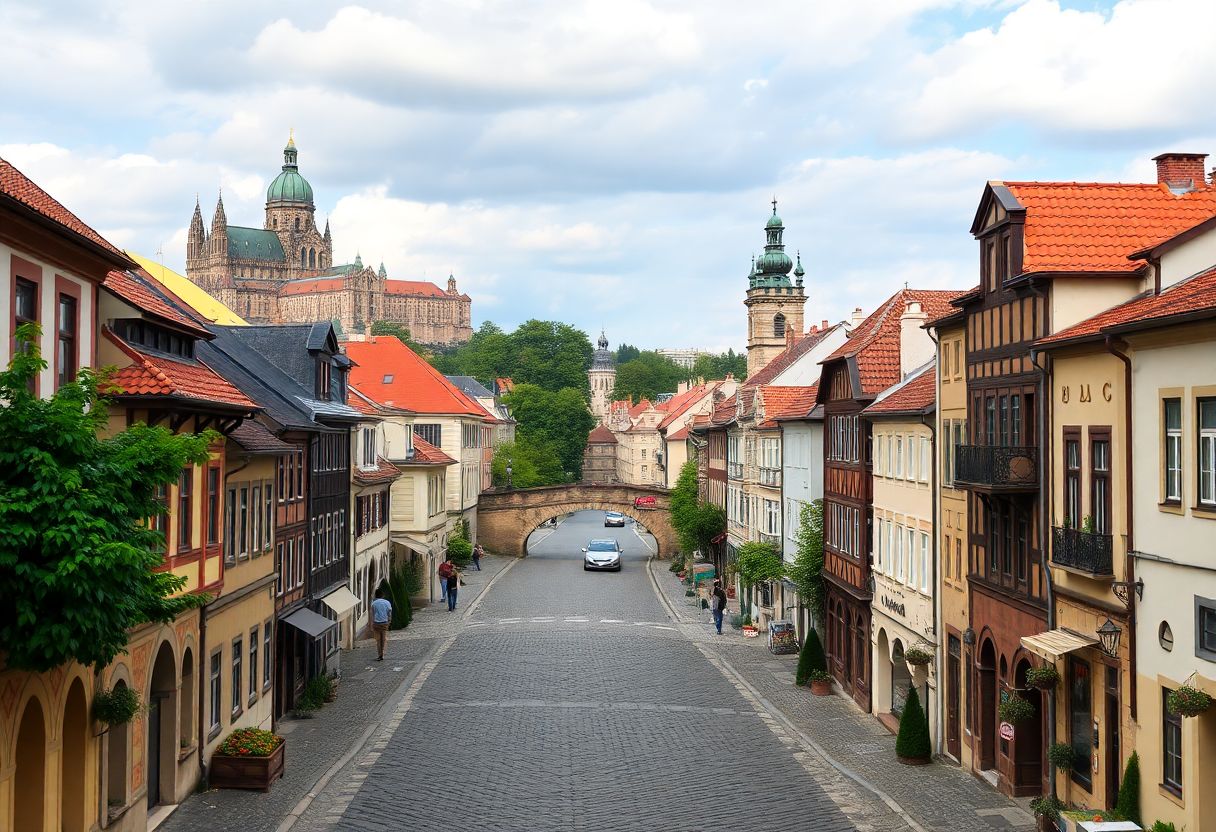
[
  {"x1": 209, "y1": 740, "x2": 285, "y2": 792},
  {"x1": 810, "y1": 679, "x2": 832, "y2": 696}
]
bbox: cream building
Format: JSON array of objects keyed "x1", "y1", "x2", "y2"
[
  {"x1": 349, "y1": 414, "x2": 397, "y2": 644},
  {"x1": 589, "y1": 332, "x2": 616, "y2": 424}
]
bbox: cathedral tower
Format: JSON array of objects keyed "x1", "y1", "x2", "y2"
[
  {"x1": 744, "y1": 200, "x2": 806, "y2": 375},
  {"x1": 265, "y1": 134, "x2": 331, "y2": 274},
  {"x1": 588, "y1": 330, "x2": 616, "y2": 424}
]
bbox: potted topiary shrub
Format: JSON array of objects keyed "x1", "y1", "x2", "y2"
[
  {"x1": 209, "y1": 728, "x2": 285, "y2": 792},
  {"x1": 1047, "y1": 742, "x2": 1074, "y2": 772},
  {"x1": 1115, "y1": 751, "x2": 1141, "y2": 826},
  {"x1": 1166, "y1": 683, "x2": 1212, "y2": 717},
  {"x1": 895, "y1": 686, "x2": 932, "y2": 765},
  {"x1": 1029, "y1": 795, "x2": 1063, "y2": 832},
  {"x1": 808, "y1": 669, "x2": 833, "y2": 696},
  {"x1": 1026, "y1": 665, "x2": 1060, "y2": 690},
  {"x1": 997, "y1": 693, "x2": 1036, "y2": 724},
  {"x1": 904, "y1": 646, "x2": 933, "y2": 668},
  {"x1": 93, "y1": 685, "x2": 141, "y2": 728},
  {"x1": 795, "y1": 628, "x2": 828, "y2": 689}
]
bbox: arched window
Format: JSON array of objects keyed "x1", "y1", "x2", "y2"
[
  {"x1": 272, "y1": 218, "x2": 278, "y2": 229},
  {"x1": 309, "y1": 248, "x2": 316, "y2": 269},
  {"x1": 300, "y1": 248, "x2": 306, "y2": 268},
  {"x1": 773, "y1": 314, "x2": 786, "y2": 338},
  {"x1": 294, "y1": 217, "x2": 300, "y2": 231},
  {"x1": 180, "y1": 648, "x2": 194, "y2": 741}
]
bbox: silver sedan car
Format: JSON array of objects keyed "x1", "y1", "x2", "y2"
[{"x1": 582, "y1": 539, "x2": 622, "y2": 571}]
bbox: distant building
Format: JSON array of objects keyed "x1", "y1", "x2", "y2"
[
  {"x1": 588, "y1": 330, "x2": 616, "y2": 424},
  {"x1": 745, "y1": 200, "x2": 807, "y2": 375},
  {"x1": 656, "y1": 348, "x2": 706, "y2": 369},
  {"x1": 185, "y1": 136, "x2": 473, "y2": 345}
]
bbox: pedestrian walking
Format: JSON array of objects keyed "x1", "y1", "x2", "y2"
[
  {"x1": 711, "y1": 579, "x2": 728, "y2": 635},
  {"x1": 446, "y1": 566, "x2": 460, "y2": 611},
  {"x1": 438, "y1": 558, "x2": 453, "y2": 605},
  {"x1": 439, "y1": 558, "x2": 457, "y2": 611},
  {"x1": 370, "y1": 588, "x2": 393, "y2": 660},
  {"x1": 472, "y1": 543, "x2": 483, "y2": 571}
]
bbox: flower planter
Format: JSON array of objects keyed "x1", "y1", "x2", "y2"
[
  {"x1": 726, "y1": 587, "x2": 736, "y2": 599},
  {"x1": 741, "y1": 625, "x2": 759, "y2": 638},
  {"x1": 810, "y1": 679, "x2": 832, "y2": 696},
  {"x1": 209, "y1": 740, "x2": 285, "y2": 792}
]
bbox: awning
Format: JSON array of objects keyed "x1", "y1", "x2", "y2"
[
  {"x1": 321, "y1": 586, "x2": 360, "y2": 617},
  {"x1": 392, "y1": 535, "x2": 430, "y2": 556},
  {"x1": 1020, "y1": 629, "x2": 1099, "y2": 663},
  {"x1": 282, "y1": 607, "x2": 339, "y2": 640}
]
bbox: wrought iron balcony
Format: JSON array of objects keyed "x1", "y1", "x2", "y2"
[
  {"x1": 727, "y1": 462, "x2": 743, "y2": 480},
  {"x1": 1051, "y1": 526, "x2": 1114, "y2": 577},
  {"x1": 953, "y1": 445, "x2": 1039, "y2": 491},
  {"x1": 759, "y1": 467, "x2": 781, "y2": 487}
]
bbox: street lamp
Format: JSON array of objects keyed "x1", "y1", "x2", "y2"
[
  {"x1": 1097, "y1": 618, "x2": 1122, "y2": 658},
  {"x1": 506, "y1": 459, "x2": 513, "y2": 490}
]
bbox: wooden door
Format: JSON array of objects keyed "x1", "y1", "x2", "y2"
[
  {"x1": 947, "y1": 635, "x2": 961, "y2": 759},
  {"x1": 1105, "y1": 665, "x2": 1120, "y2": 809}
]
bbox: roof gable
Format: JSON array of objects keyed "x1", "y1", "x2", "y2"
[
  {"x1": 0, "y1": 159, "x2": 129, "y2": 262},
  {"x1": 343, "y1": 336, "x2": 486, "y2": 417},
  {"x1": 744, "y1": 325, "x2": 837, "y2": 388}
]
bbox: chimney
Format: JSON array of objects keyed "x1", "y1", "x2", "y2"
[
  {"x1": 1154, "y1": 152, "x2": 1208, "y2": 193},
  {"x1": 785, "y1": 325, "x2": 796, "y2": 348},
  {"x1": 850, "y1": 307, "x2": 865, "y2": 329},
  {"x1": 821, "y1": 319, "x2": 829, "y2": 332},
  {"x1": 900, "y1": 300, "x2": 931, "y2": 379}
]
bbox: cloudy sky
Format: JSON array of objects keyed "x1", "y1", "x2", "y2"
[{"x1": 4, "y1": 0, "x2": 1215, "y2": 351}]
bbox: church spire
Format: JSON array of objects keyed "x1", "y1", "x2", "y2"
[
  {"x1": 212, "y1": 190, "x2": 227, "y2": 229},
  {"x1": 378, "y1": 261, "x2": 387, "y2": 279},
  {"x1": 188, "y1": 196, "x2": 206, "y2": 261}
]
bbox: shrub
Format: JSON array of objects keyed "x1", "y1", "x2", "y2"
[
  {"x1": 997, "y1": 694, "x2": 1035, "y2": 724},
  {"x1": 903, "y1": 646, "x2": 933, "y2": 667},
  {"x1": 1166, "y1": 684, "x2": 1212, "y2": 717},
  {"x1": 795, "y1": 628, "x2": 828, "y2": 686},
  {"x1": 1047, "y1": 742, "x2": 1074, "y2": 771},
  {"x1": 93, "y1": 686, "x2": 141, "y2": 725},
  {"x1": 1149, "y1": 822, "x2": 1178, "y2": 832},
  {"x1": 217, "y1": 728, "x2": 283, "y2": 757},
  {"x1": 1025, "y1": 665, "x2": 1059, "y2": 690},
  {"x1": 298, "y1": 674, "x2": 335, "y2": 711},
  {"x1": 808, "y1": 669, "x2": 832, "y2": 683},
  {"x1": 1115, "y1": 751, "x2": 1141, "y2": 826},
  {"x1": 736, "y1": 541, "x2": 785, "y2": 588},
  {"x1": 382, "y1": 568, "x2": 413, "y2": 630},
  {"x1": 729, "y1": 614, "x2": 744, "y2": 630},
  {"x1": 1029, "y1": 795, "x2": 1064, "y2": 820},
  {"x1": 895, "y1": 686, "x2": 931, "y2": 761},
  {"x1": 668, "y1": 556, "x2": 684, "y2": 574},
  {"x1": 447, "y1": 536, "x2": 473, "y2": 568}
]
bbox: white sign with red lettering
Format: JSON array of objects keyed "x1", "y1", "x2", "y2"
[{"x1": 999, "y1": 722, "x2": 1015, "y2": 741}]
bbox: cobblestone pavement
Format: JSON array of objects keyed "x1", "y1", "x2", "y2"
[
  {"x1": 650, "y1": 560, "x2": 1036, "y2": 832},
  {"x1": 158, "y1": 553, "x2": 515, "y2": 832},
  {"x1": 292, "y1": 512, "x2": 873, "y2": 832}
]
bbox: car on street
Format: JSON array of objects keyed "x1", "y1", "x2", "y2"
[
  {"x1": 604, "y1": 511, "x2": 626, "y2": 527},
  {"x1": 583, "y1": 538, "x2": 622, "y2": 571}
]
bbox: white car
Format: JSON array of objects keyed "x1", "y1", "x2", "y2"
[
  {"x1": 582, "y1": 539, "x2": 622, "y2": 571},
  {"x1": 604, "y1": 511, "x2": 626, "y2": 527}
]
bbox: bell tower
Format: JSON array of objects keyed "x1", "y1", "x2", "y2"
[
  {"x1": 745, "y1": 200, "x2": 806, "y2": 375},
  {"x1": 588, "y1": 330, "x2": 616, "y2": 424}
]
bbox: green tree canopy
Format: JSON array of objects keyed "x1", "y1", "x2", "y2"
[
  {"x1": 689, "y1": 349, "x2": 747, "y2": 382},
  {"x1": 0, "y1": 325, "x2": 213, "y2": 672},
  {"x1": 611, "y1": 351, "x2": 688, "y2": 403},
  {"x1": 503, "y1": 384, "x2": 595, "y2": 480},
  {"x1": 736, "y1": 541, "x2": 785, "y2": 588},
  {"x1": 426, "y1": 319, "x2": 593, "y2": 395},
  {"x1": 370, "y1": 320, "x2": 430, "y2": 356},
  {"x1": 787, "y1": 499, "x2": 826, "y2": 628},
  {"x1": 615, "y1": 343, "x2": 641, "y2": 364},
  {"x1": 669, "y1": 460, "x2": 725, "y2": 556},
  {"x1": 491, "y1": 439, "x2": 564, "y2": 488}
]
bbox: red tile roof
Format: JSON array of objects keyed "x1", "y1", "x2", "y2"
[
  {"x1": 496, "y1": 377, "x2": 514, "y2": 393},
  {"x1": 410, "y1": 436, "x2": 456, "y2": 465},
  {"x1": 385, "y1": 280, "x2": 448, "y2": 298},
  {"x1": 863, "y1": 365, "x2": 936, "y2": 416},
  {"x1": 280, "y1": 277, "x2": 345, "y2": 296},
  {"x1": 744, "y1": 326, "x2": 837, "y2": 388},
  {"x1": 824, "y1": 288, "x2": 962, "y2": 396},
  {"x1": 354, "y1": 457, "x2": 402, "y2": 485},
  {"x1": 1001, "y1": 181, "x2": 1216, "y2": 275},
  {"x1": 103, "y1": 269, "x2": 211, "y2": 337},
  {"x1": 1037, "y1": 264, "x2": 1216, "y2": 346},
  {"x1": 657, "y1": 383, "x2": 718, "y2": 430},
  {"x1": 709, "y1": 394, "x2": 737, "y2": 427},
  {"x1": 587, "y1": 424, "x2": 618, "y2": 445},
  {"x1": 344, "y1": 336, "x2": 487, "y2": 417},
  {"x1": 628, "y1": 399, "x2": 652, "y2": 418},
  {"x1": 757, "y1": 384, "x2": 819, "y2": 428},
  {"x1": 0, "y1": 158, "x2": 128, "y2": 259},
  {"x1": 105, "y1": 329, "x2": 254, "y2": 409},
  {"x1": 666, "y1": 426, "x2": 690, "y2": 441}
]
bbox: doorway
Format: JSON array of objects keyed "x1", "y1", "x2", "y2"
[
  {"x1": 148, "y1": 641, "x2": 177, "y2": 809},
  {"x1": 977, "y1": 639, "x2": 997, "y2": 771},
  {"x1": 61, "y1": 680, "x2": 89, "y2": 831},
  {"x1": 14, "y1": 698, "x2": 46, "y2": 832},
  {"x1": 1104, "y1": 665, "x2": 1120, "y2": 809},
  {"x1": 1013, "y1": 660, "x2": 1044, "y2": 795},
  {"x1": 947, "y1": 635, "x2": 961, "y2": 760}
]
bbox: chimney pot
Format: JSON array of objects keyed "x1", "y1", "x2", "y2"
[
  {"x1": 1153, "y1": 152, "x2": 1208, "y2": 193},
  {"x1": 822, "y1": 319, "x2": 829, "y2": 331}
]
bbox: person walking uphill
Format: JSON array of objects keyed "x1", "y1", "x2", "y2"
[
  {"x1": 370, "y1": 588, "x2": 393, "y2": 661},
  {"x1": 711, "y1": 579, "x2": 728, "y2": 635},
  {"x1": 471, "y1": 543, "x2": 483, "y2": 571}
]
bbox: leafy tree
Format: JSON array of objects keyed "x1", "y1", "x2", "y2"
[
  {"x1": 670, "y1": 460, "x2": 726, "y2": 556},
  {"x1": 615, "y1": 343, "x2": 641, "y2": 364},
  {"x1": 689, "y1": 349, "x2": 747, "y2": 382},
  {"x1": 504, "y1": 384, "x2": 595, "y2": 479},
  {"x1": 612, "y1": 351, "x2": 687, "y2": 402},
  {"x1": 787, "y1": 500, "x2": 826, "y2": 629},
  {"x1": 0, "y1": 324, "x2": 212, "y2": 672},
  {"x1": 510, "y1": 320, "x2": 593, "y2": 394},
  {"x1": 735, "y1": 541, "x2": 785, "y2": 587},
  {"x1": 491, "y1": 440, "x2": 564, "y2": 488},
  {"x1": 795, "y1": 627, "x2": 828, "y2": 686},
  {"x1": 895, "y1": 686, "x2": 932, "y2": 761},
  {"x1": 1116, "y1": 751, "x2": 1141, "y2": 825},
  {"x1": 447, "y1": 535, "x2": 473, "y2": 568},
  {"x1": 371, "y1": 320, "x2": 429, "y2": 356}
]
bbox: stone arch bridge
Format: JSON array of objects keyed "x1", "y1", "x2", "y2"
[{"x1": 477, "y1": 484, "x2": 676, "y2": 558}]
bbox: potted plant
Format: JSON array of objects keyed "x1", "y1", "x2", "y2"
[
  {"x1": 741, "y1": 616, "x2": 759, "y2": 638},
  {"x1": 93, "y1": 686, "x2": 141, "y2": 727},
  {"x1": 729, "y1": 613, "x2": 744, "y2": 630},
  {"x1": 998, "y1": 693, "x2": 1036, "y2": 725},
  {"x1": 1026, "y1": 665, "x2": 1060, "y2": 690},
  {"x1": 1047, "y1": 742, "x2": 1075, "y2": 772},
  {"x1": 209, "y1": 728, "x2": 285, "y2": 791},
  {"x1": 808, "y1": 669, "x2": 833, "y2": 696},
  {"x1": 904, "y1": 646, "x2": 933, "y2": 668},
  {"x1": 895, "y1": 686, "x2": 932, "y2": 765},
  {"x1": 1029, "y1": 795, "x2": 1063, "y2": 832},
  {"x1": 1166, "y1": 683, "x2": 1212, "y2": 717}
]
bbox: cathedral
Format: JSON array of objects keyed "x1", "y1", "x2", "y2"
[{"x1": 185, "y1": 136, "x2": 473, "y2": 345}]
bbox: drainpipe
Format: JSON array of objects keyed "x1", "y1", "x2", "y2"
[
  {"x1": 1104, "y1": 335, "x2": 1137, "y2": 721},
  {"x1": 925, "y1": 326, "x2": 943, "y2": 757},
  {"x1": 1030, "y1": 343, "x2": 1058, "y2": 797}
]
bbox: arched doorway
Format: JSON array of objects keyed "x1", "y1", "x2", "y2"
[
  {"x1": 148, "y1": 642, "x2": 177, "y2": 809},
  {"x1": 180, "y1": 648, "x2": 195, "y2": 746},
  {"x1": 1013, "y1": 659, "x2": 1044, "y2": 794},
  {"x1": 14, "y1": 697, "x2": 46, "y2": 831},
  {"x1": 106, "y1": 681, "x2": 130, "y2": 812},
  {"x1": 873, "y1": 629, "x2": 892, "y2": 714},
  {"x1": 61, "y1": 679, "x2": 89, "y2": 831},
  {"x1": 977, "y1": 639, "x2": 998, "y2": 772},
  {"x1": 891, "y1": 640, "x2": 912, "y2": 717},
  {"x1": 853, "y1": 611, "x2": 869, "y2": 706}
]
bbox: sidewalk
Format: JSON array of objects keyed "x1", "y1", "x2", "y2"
[
  {"x1": 158, "y1": 554, "x2": 514, "y2": 832},
  {"x1": 650, "y1": 561, "x2": 1036, "y2": 832}
]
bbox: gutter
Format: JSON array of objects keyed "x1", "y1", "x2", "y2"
[
  {"x1": 1104, "y1": 335, "x2": 1137, "y2": 720},
  {"x1": 1029, "y1": 339, "x2": 1058, "y2": 797},
  {"x1": 925, "y1": 327, "x2": 943, "y2": 758}
]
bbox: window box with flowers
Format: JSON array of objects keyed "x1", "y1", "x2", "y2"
[{"x1": 209, "y1": 728, "x2": 285, "y2": 792}]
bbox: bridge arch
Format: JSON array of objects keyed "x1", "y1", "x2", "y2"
[{"x1": 477, "y1": 484, "x2": 677, "y2": 558}]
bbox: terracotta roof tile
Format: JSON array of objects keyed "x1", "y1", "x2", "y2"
[
  {"x1": 863, "y1": 365, "x2": 936, "y2": 416},
  {"x1": 824, "y1": 288, "x2": 962, "y2": 396},
  {"x1": 628, "y1": 399, "x2": 652, "y2": 418},
  {"x1": 409, "y1": 436, "x2": 456, "y2": 465},
  {"x1": 757, "y1": 384, "x2": 819, "y2": 428},
  {"x1": 587, "y1": 424, "x2": 618, "y2": 444},
  {"x1": 230, "y1": 420, "x2": 294, "y2": 454},
  {"x1": 103, "y1": 269, "x2": 211, "y2": 337},
  {"x1": 354, "y1": 456, "x2": 402, "y2": 485},
  {"x1": 1002, "y1": 181, "x2": 1216, "y2": 275},
  {"x1": 0, "y1": 159, "x2": 127, "y2": 258},
  {"x1": 385, "y1": 280, "x2": 449, "y2": 298},
  {"x1": 280, "y1": 277, "x2": 345, "y2": 296},
  {"x1": 744, "y1": 326, "x2": 837, "y2": 388},
  {"x1": 657, "y1": 383, "x2": 719, "y2": 430},
  {"x1": 709, "y1": 394, "x2": 737, "y2": 426},
  {"x1": 105, "y1": 329, "x2": 255, "y2": 409},
  {"x1": 1038, "y1": 264, "x2": 1216, "y2": 346},
  {"x1": 666, "y1": 426, "x2": 690, "y2": 441},
  {"x1": 344, "y1": 337, "x2": 486, "y2": 417}
]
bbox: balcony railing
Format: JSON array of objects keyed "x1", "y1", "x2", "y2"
[
  {"x1": 757, "y1": 531, "x2": 781, "y2": 548},
  {"x1": 727, "y1": 462, "x2": 743, "y2": 480},
  {"x1": 759, "y1": 467, "x2": 781, "y2": 487},
  {"x1": 954, "y1": 445, "x2": 1039, "y2": 491},
  {"x1": 1051, "y1": 526, "x2": 1114, "y2": 577}
]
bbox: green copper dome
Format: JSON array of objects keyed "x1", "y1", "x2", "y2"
[
  {"x1": 266, "y1": 137, "x2": 314, "y2": 205},
  {"x1": 749, "y1": 199, "x2": 794, "y2": 287}
]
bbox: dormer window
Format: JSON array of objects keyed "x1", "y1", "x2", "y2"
[{"x1": 121, "y1": 320, "x2": 194, "y2": 359}]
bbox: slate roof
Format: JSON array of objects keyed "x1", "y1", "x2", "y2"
[
  {"x1": 103, "y1": 269, "x2": 212, "y2": 337},
  {"x1": 863, "y1": 362, "x2": 936, "y2": 416},
  {"x1": 744, "y1": 325, "x2": 838, "y2": 388},
  {"x1": 105, "y1": 329, "x2": 254, "y2": 410},
  {"x1": 998, "y1": 181, "x2": 1216, "y2": 276},
  {"x1": 446, "y1": 375, "x2": 494, "y2": 400},
  {"x1": 1037, "y1": 264, "x2": 1216, "y2": 346},
  {"x1": 409, "y1": 436, "x2": 456, "y2": 465},
  {"x1": 230, "y1": 420, "x2": 295, "y2": 454},
  {"x1": 226, "y1": 226, "x2": 286, "y2": 262},
  {"x1": 0, "y1": 158, "x2": 129, "y2": 260},
  {"x1": 823, "y1": 288, "x2": 962, "y2": 397},
  {"x1": 344, "y1": 336, "x2": 487, "y2": 417},
  {"x1": 218, "y1": 323, "x2": 338, "y2": 395},
  {"x1": 587, "y1": 424, "x2": 618, "y2": 445},
  {"x1": 709, "y1": 393, "x2": 737, "y2": 427}
]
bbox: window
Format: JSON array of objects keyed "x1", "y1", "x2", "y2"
[
  {"x1": 178, "y1": 468, "x2": 193, "y2": 550},
  {"x1": 985, "y1": 397, "x2": 996, "y2": 445},
  {"x1": 249, "y1": 628, "x2": 259, "y2": 702},
  {"x1": 1011, "y1": 395, "x2": 1022, "y2": 446},
  {"x1": 15, "y1": 278, "x2": 37, "y2": 331},
  {"x1": 362, "y1": 427, "x2": 376, "y2": 468},
  {"x1": 317, "y1": 358, "x2": 331, "y2": 400},
  {"x1": 415, "y1": 423, "x2": 443, "y2": 447},
  {"x1": 1091, "y1": 435, "x2": 1110, "y2": 534},
  {"x1": 238, "y1": 486, "x2": 249, "y2": 559},
  {"x1": 209, "y1": 650, "x2": 222, "y2": 734},
  {"x1": 1163, "y1": 688, "x2": 1183, "y2": 795},
  {"x1": 1200, "y1": 399, "x2": 1216, "y2": 506},
  {"x1": 275, "y1": 542, "x2": 284, "y2": 595},
  {"x1": 264, "y1": 483, "x2": 273, "y2": 550},
  {"x1": 207, "y1": 468, "x2": 220, "y2": 546},
  {"x1": 894, "y1": 525, "x2": 904, "y2": 580},
  {"x1": 1165, "y1": 398, "x2": 1182, "y2": 502},
  {"x1": 773, "y1": 313, "x2": 786, "y2": 338},
  {"x1": 250, "y1": 485, "x2": 261, "y2": 554},
  {"x1": 231, "y1": 638, "x2": 243, "y2": 716},
  {"x1": 895, "y1": 437, "x2": 903, "y2": 477},
  {"x1": 1069, "y1": 656, "x2": 1092, "y2": 789},
  {"x1": 224, "y1": 488, "x2": 236, "y2": 565},
  {"x1": 1065, "y1": 434, "x2": 1081, "y2": 529},
  {"x1": 920, "y1": 531, "x2": 930, "y2": 592},
  {"x1": 919, "y1": 437, "x2": 930, "y2": 483},
  {"x1": 1197, "y1": 597, "x2": 1216, "y2": 661},
  {"x1": 56, "y1": 294, "x2": 77, "y2": 388},
  {"x1": 263, "y1": 622, "x2": 272, "y2": 690}
]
